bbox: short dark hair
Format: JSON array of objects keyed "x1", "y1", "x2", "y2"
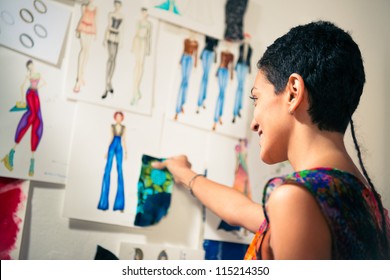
[
  {"x1": 258, "y1": 21, "x2": 365, "y2": 133},
  {"x1": 26, "y1": 59, "x2": 33, "y2": 69}
]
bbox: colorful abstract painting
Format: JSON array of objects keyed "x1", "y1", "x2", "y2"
[{"x1": 134, "y1": 155, "x2": 173, "y2": 226}]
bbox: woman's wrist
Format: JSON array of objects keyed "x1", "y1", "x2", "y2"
[{"x1": 186, "y1": 173, "x2": 204, "y2": 197}]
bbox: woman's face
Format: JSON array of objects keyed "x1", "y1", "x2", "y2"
[{"x1": 250, "y1": 70, "x2": 291, "y2": 164}]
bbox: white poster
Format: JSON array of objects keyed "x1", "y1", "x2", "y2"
[
  {"x1": 65, "y1": 0, "x2": 158, "y2": 116},
  {"x1": 0, "y1": 0, "x2": 71, "y2": 66}
]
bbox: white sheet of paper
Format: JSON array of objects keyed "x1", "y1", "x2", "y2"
[
  {"x1": 0, "y1": 0, "x2": 71, "y2": 66},
  {"x1": 63, "y1": 102, "x2": 164, "y2": 227},
  {"x1": 65, "y1": 0, "x2": 158, "y2": 116},
  {"x1": 0, "y1": 47, "x2": 76, "y2": 184}
]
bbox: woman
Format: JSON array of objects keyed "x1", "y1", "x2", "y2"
[
  {"x1": 102, "y1": 0, "x2": 124, "y2": 99},
  {"x1": 73, "y1": 0, "x2": 97, "y2": 93},
  {"x1": 153, "y1": 21, "x2": 390, "y2": 259},
  {"x1": 1, "y1": 60, "x2": 45, "y2": 177},
  {"x1": 97, "y1": 111, "x2": 127, "y2": 211}
]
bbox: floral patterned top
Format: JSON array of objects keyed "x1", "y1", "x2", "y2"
[{"x1": 244, "y1": 168, "x2": 390, "y2": 259}]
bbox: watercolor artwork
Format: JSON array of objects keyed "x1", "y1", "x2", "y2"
[
  {"x1": 65, "y1": 0, "x2": 158, "y2": 116},
  {"x1": 0, "y1": 178, "x2": 29, "y2": 260},
  {"x1": 134, "y1": 154, "x2": 174, "y2": 227}
]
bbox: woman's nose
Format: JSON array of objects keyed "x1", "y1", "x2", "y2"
[{"x1": 250, "y1": 119, "x2": 259, "y2": 132}]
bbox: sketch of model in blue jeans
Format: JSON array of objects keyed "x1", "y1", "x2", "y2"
[
  {"x1": 233, "y1": 37, "x2": 252, "y2": 123},
  {"x1": 98, "y1": 111, "x2": 127, "y2": 211},
  {"x1": 212, "y1": 49, "x2": 234, "y2": 131},
  {"x1": 174, "y1": 36, "x2": 198, "y2": 120},
  {"x1": 196, "y1": 36, "x2": 219, "y2": 114}
]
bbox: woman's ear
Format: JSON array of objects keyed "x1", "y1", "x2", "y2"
[{"x1": 286, "y1": 73, "x2": 305, "y2": 114}]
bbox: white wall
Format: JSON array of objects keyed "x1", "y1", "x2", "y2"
[{"x1": 3, "y1": 0, "x2": 389, "y2": 259}]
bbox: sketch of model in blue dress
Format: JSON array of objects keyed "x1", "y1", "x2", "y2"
[
  {"x1": 98, "y1": 111, "x2": 127, "y2": 211},
  {"x1": 233, "y1": 34, "x2": 252, "y2": 123},
  {"x1": 155, "y1": 0, "x2": 180, "y2": 15}
]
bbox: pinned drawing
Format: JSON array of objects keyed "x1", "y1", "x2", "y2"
[
  {"x1": 174, "y1": 31, "x2": 198, "y2": 121},
  {"x1": 73, "y1": 0, "x2": 97, "y2": 93},
  {"x1": 102, "y1": 0, "x2": 124, "y2": 99},
  {"x1": 97, "y1": 111, "x2": 127, "y2": 211},
  {"x1": 134, "y1": 155, "x2": 174, "y2": 226},
  {"x1": 218, "y1": 138, "x2": 251, "y2": 232},
  {"x1": 130, "y1": 8, "x2": 152, "y2": 105},
  {"x1": 1, "y1": 60, "x2": 46, "y2": 177}
]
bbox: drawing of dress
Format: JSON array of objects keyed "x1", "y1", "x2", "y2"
[
  {"x1": 196, "y1": 36, "x2": 218, "y2": 113},
  {"x1": 233, "y1": 42, "x2": 252, "y2": 123},
  {"x1": 155, "y1": 0, "x2": 180, "y2": 15},
  {"x1": 98, "y1": 124, "x2": 125, "y2": 211},
  {"x1": 73, "y1": 1, "x2": 97, "y2": 92},
  {"x1": 102, "y1": 2, "x2": 123, "y2": 99},
  {"x1": 218, "y1": 139, "x2": 251, "y2": 231},
  {"x1": 174, "y1": 37, "x2": 198, "y2": 120},
  {"x1": 212, "y1": 49, "x2": 234, "y2": 131},
  {"x1": 131, "y1": 9, "x2": 152, "y2": 105}
]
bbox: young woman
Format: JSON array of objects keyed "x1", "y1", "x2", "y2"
[
  {"x1": 153, "y1": 21, "x2": 390, "y2": 259},
  {"x1": 1, "y1": 60, "x2": 45, "y2": 177}
]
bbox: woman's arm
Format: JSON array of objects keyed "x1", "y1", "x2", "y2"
[{"x1": 152, "y1": 155, "x2": 264, "y2": 233}]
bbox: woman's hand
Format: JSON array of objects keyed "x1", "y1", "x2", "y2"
[{"x1": 152, "y1": 155, "x2": 195, "y2": 187}]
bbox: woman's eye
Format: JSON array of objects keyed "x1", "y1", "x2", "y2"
[{"x1": 249, "y1": 95, "x2": 258, "y2": 105}]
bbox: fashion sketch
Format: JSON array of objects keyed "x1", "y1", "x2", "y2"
[
  {"x1": 224, "y1": 0, "x2": 248, "y2": 41},
  {"x1": 97, "y1": 111, "x2": 127, "y2": 211},
  {"x1": 130, "y1": 8, "x2": 152, "y2": 105},
  {"x1": 218, "y1": 138, "x2": 251, "y2": 232},
  {"x1": 212, "y1": 42, "x2": 234, "y2": 131},
  {"x1": 155, "y1": 0, "x2": 180, "y2": 15},
  {"x1": 73, "y1": 0, "x2": 97, "y2": 93},
  {"x1": 102, "y1": 0, "x2": 124, "y2": 99},
  {"x1": 232, "y1": 33, "x2": 252, "y2": 123},
  {"x1": 1, "y1": 60, "x2": 46, "y2": 177},
  {"x1": 174, "y1": 32, "x2": 198, "y2": 120},
  {"x1": 196, "y1": 35, "x2": 218, "y2": 114}
]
